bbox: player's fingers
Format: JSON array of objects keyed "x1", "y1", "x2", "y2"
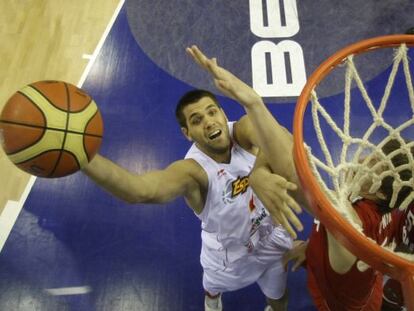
[
  {"x1": 189, "y1": 45, "x2": 206, "y2": 61},
  {"x1": 265, "y1": 196, "x2": 301, "y2": 235},
  {"x1": 292, "y1": 239, "x2": 306, "y2": 247},
  {"x1": 187, "y1": 46, "x2": 235, "y2": 85},
  {"x1": 191, "y1": 45, "x2": 217, "y2": 70},
  {"x1": 271, "y1": 179, "x2": 302, "y2": 214},
  {"x1": 188, "y1": 45, "x2": 215, "y2": 71},
  {"x1": 285, "y1": 181, "x2": 297, "y2": 191},
  {"x1": 266, "y1": 196, "x2": 285, "y2": 217},
  {"x1": 205, "y1": 59, "x2": 224, "y2": 79},
  {"x1": 276, "y1": 212, "x2": 297, "y2": 239},
  {"x1": 185, "y1": 47, "x2": 194, "y2": 56},
  {"x1": 282, "y1": 194, "x2": 302, "y2": 214},
  {"x1": 280, "y1": 203, "x2": 303, "y2": 232},
  {"x1": 272, "y1": 174, "x2": 298, "y2": 192},
  {"x1": 186, "y1": 47, "x2": 204, "y2": 67},
  {"x1": 292, "y1": 259, "x2": 303, "y2": 272},
  {"x1": 269, "y1": 187, "x2": 302, "y2": 215}
]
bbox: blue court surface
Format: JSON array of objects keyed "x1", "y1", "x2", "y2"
[{"x1": 1, "y1": 1, "x2": 413, "y2": 310}]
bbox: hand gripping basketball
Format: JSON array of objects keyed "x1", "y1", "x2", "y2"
[{"x1": 0, "y1": 80, "x2": 104, "y2": 178}]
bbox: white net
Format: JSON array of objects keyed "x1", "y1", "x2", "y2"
[{"x1": 305, "y1": 44, "x2": 414, "y2": 245}]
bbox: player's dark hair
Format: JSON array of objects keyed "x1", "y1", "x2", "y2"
[
  {"x1": 377, "y1": 139, "x2": 414, "y2": 212},
  {"x1": 175, "y1": 89, "x2": 220, "y2": 128}
]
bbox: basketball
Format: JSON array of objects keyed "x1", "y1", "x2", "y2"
[{"x1": 0, "y1": 80, "x2": 103, "y2": 178}]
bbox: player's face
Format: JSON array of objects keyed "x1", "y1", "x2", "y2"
[{"x1": 181, "y1": 97, "x2": 231, "y2": 160}]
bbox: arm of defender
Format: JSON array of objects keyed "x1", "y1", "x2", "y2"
[{"x1": 82, "y1": 154, "x2": 199, "y2": 204}]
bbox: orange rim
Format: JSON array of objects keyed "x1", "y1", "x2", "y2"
[{"x1": 293, "y1": 34, "x2": 414, "y2": 309}]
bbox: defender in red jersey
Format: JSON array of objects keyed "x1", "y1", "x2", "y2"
[
  {"x1": 251, "y1": 139, "x2": 414, "y2": 310},
  {"x1": 304, "y1": 199, "x2": 402, "y2": 311}
]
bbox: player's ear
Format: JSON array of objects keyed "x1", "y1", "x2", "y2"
[{"x1": 181, "y1": 127, "x2": 193, "y2": 141}]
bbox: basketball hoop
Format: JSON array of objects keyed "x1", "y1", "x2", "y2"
[{"x1": 293, "y1": 35, "x2": 414, "y2": 310}]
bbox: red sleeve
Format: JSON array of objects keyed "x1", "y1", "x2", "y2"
[
  {"x1": 306, "y1": 199, "x2": 393, "y2": 311},
  {"x1": 306, "y1": 222, "x2": 383, "y2": 311}
]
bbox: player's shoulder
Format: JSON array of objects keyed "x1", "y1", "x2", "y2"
[
  {"x1": 170, "y1": 158, "x2": 208, "y2": 186},
  {"x1": 169, "y1": 158, "x2": 204, "y2": 173}
]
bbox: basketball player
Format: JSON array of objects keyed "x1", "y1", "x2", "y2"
[
  {"x1": 82, "y1": 45, "x2": 304, "y2": 311},
  {"x1": 256, "y1": 139, "x2": 414, "y2": 311}
]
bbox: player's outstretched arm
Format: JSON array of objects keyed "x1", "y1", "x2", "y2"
[{"x1": 82, "y1": 154, "x2": 200, "y2": 204}]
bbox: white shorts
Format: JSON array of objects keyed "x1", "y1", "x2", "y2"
[{"x1": 200, "y1": 226, "x2": 292, "y2": 299}]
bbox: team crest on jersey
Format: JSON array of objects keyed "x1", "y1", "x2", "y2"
[
  {"x1": 222, "y1": 175, "x2": 249, "y2": 204},
  {"x1": 232, "y1": 176, "x2": 249, "y2": 197}
]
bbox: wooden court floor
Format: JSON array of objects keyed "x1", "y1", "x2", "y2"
[{"x1": 0, "y1": 0, "x2": 122, "y2": 215}]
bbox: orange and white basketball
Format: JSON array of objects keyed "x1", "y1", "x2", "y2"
[{"x1": 0, "y1": 80, "x2": 103, "y2": 178}]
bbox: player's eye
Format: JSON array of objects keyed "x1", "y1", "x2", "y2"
[
  {"x1": 190, "y1": 116, "x2": 202, "y2": 125},
  {"x1": 208, "y1": 109, "x2": 217, "y2": 116}
]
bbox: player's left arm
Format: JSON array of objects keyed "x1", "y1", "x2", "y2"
[
  {"x1": 187, "y1": 45, "x2": 308, "y2": 236},
  {"x1": 187, "y1": 45, "x2": 301, "y2": 191},
  {"x1": 186, "y1": 45, "x2": 295, "y2": 173}
]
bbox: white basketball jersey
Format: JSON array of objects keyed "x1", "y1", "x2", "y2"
[{"x1": 185, "y1": 122, "x2": 274, "y2": 262}]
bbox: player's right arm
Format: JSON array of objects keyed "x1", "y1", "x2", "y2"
[{"x1": 82, "y1": 154, "x2": 203, "y2": 205}]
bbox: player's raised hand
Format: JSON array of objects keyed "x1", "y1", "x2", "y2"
[
  {"x1": 282, "y1": 240, "x2": 308, "y2": 271},
  {"x1": 249, "y1": 165, "x2": 303, "y2": 239},
  {"x1": 186, "y1": 45, "x2": 263, "y2": 109}
]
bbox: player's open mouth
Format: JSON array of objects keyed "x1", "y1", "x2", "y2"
[{"x1": 208, "y1": 129, "x2": 221, "y2": 140}]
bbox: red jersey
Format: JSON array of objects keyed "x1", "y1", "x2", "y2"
[
  {"x1": 306, "y1": 199, "x2": 400, "y2": 311},
  {"x1": 395, "y1": 204, "x2": 414, "y2": 253},
  {"x1": 382, "y1": 204, "x2": 414, "y2": 309}
]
